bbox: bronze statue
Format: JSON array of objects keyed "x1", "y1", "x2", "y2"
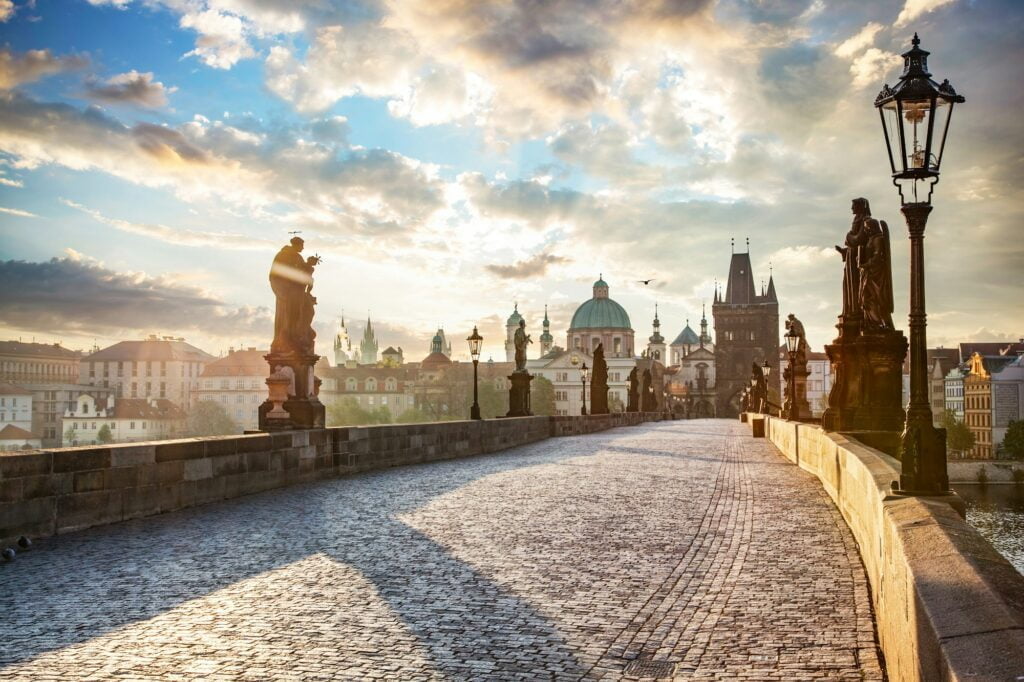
[
  {"x1": 836, "y1": 198, "x2": 870, "y2": 320},
  {"x1": 858, "y1": 217, "x2": 895, "y2": 330},
  {"x1": 590, "y1": 343, "x2": 609, "y2": 414},
  {"x1": 513, "y1": 319, "x2": 532, "y2": 372},
  {"x1": 627, "y1": 366, "x2": 639, "y2": 412},
  {"x1": 269, "y1": 237, "x2": 320, "y2": 355}
]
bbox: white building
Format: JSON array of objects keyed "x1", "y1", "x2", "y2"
[
  {"x1": 61, "y1": 394, "x2": 186, "y2": 445},
  {"x1": 193, "y1": 348, "x2": 269, "y2": 432},
  {"x1": 528, "y1": 349, "x2": 634, "y2": 416},
  {"x1": 0, "y1": 382, "x2": 34, "y2": 435},
  {"x1": 778, "y1": 347, "x2": 833, "y2": 417},
  {"x1": 80, "y1": 336, "x2": 215, "y2": 410},
  {"x1": 944, "y1": 364, "x2": 966, "y2": 421},
  {"x1": 991, "y1": 354, "x2": 1024, "y2": 456}
]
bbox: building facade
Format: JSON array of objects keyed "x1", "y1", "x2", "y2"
[
  {"x1": 80, "y1": 336, "x2": 214, "y2": 410},
  {"x1": 61, "y1": 394, "x2": 186, "y2": 445},
  {"x1": 567, "y1": 277, "x2": 635, "y2": 358},
  {"x1": 962, "y1": 353, "x2": 1017, "y2": 459},
  {"x1": 712, "y1": 249, "x2": 779, "y2": 417},
  {"x1": 944, "y1": 365, "x2": 966, "y2": 421},
  {"x1": 192, "y1": 348, "x2": 268, "y2": 432},
  {"x1": 991, "y1": 355, "x2": 1024, "y2": 457}
]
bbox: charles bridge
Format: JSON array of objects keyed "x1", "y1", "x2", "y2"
[{"x1": 1, "y1": 414, "x2": 1023, "y2": 681}]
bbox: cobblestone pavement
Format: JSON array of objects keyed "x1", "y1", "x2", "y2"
[{"x1": 0, "y1": 420, "x2": 883, "y2": 681}]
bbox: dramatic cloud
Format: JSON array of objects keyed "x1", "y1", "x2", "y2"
[
  {"x1": 0, "y1": 48, "x2": 88, "y2": 90},
  {"x1": 895, "y1": 0, "x2": 957, "y2": 27},
  {"x1": 484, "y1": 252, "x2": 570, "y2": 280},
  {"x1": 0, "y1": 0, "x2": 14, "y2": 22},
  {"x1": 0, "y1": 254, "x2": 271, "y2": 339},
  {"x1": 84, "y1": 71, "x2": 175, "y2": 108}
]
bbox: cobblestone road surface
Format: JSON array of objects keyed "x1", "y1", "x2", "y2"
[{"x1": 0, "y1": 420, "x2": 883, "y2": 680}]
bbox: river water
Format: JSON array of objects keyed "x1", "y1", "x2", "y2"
[{"x1": 953, "y1": 483, "x2": 1024, "y2": 576}]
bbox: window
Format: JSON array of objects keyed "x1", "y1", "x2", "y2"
[
  {"x1": 235, "y1": 379, "x2": 244, "y2": 389},
  {"x1": 131, "y1": 382, "x2": 138, "y2": 397},
  {"x1": 160, "y1": 382, "x2": 166, "y2": 398},
  {"x1": 386, "y1": 378, "x2": 397, "y2": 391},
  {"x1": 236, "y1": 394, "x2": 244, "y2": 403},
  {"x1": 251, "y1": 394, "x2": 259, "y2": 403},
  {"x1": 142, "y1": 422, "x2": 147, "y2": 429},
  {"x1": 614, "y1": 338, "x2": 622, "y2": 354},
  {"x1": 160, "y1": 361, "x2": 166, "y2": 376},
  {"x1": 366, "y1": 378, "x2": 377, "y2": 391},
  {"x1": 146, "y1": 362, "x2": 152, "y2": 377},
  {"x1": 368, "y1": 396, "x2": 375, "y2": 405},
  {"x1": 346, "y1": 378, "x2": 357, "y2": 391}
]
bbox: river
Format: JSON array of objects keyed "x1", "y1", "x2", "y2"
[{"x1": 953, "y1": 483, "x2": 1024, "y2": 576}]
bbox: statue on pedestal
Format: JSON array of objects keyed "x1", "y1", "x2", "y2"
[
  {"x1": 641, "y1": 368, "x2": 655, "y2": 412},
  {"x1": 823, "y1": 199, "x2": 908, "y2": 446},
  {"x1": 627, "y1": 367, "x2": 639, "y2": 413},
  {"x1": 784, "y1": 313, "x2": 813, "y2": 421},
  {"x1": 590, "y1": 343, "x2": 609, "y2": 414},
  {"x1": 506, "y1": 319, "x2": 533, "y2": 416},
  {"x1": 259, "y1": 237, "x2": 326, "y2": 431}
]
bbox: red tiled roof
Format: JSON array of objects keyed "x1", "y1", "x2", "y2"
[
  {"x1": 0, "y1": 424, "x2": 35, "y2": 440},
  {"x1": 84, "y1": 339, "x2": 215, "y2": 363},
  {"x1": 199, "y1": 349, "x2": 268, "y2": 377},
  {"x1": 0, "y1": 381, "x2": 32, "y2": 395},
  {"x1": 0, "y1": 340, "x2": 81, "y2": 359},
  {"x1": 420, "y1": 352, "x2": 452, "y2": 369},
  {"x1": 111, "y1": 398, "x2": 187, "y2": 420}
]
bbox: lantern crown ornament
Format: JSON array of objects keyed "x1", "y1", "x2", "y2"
[{"x1": 875, "y1": 33, "x2": 965, "y2": 205}]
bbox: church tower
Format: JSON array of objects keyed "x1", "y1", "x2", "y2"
[
  {"x1": 647, "y1": 303, "x2": 666, "y2": 364},
  {"x1": 712, "y1": 241, "x2": 779, "y2": 416},
  {"x1": 505, "y1": 303, "x2": 523, "y2": 362},
  {"x1": 360, "y1": 316, "x2": 379, "y2": 365},
  {"x1": 699, "y1": 304, "x2": 711, "y2": 348},
  {"x1": 539, "y1": 305, "x2": 554, "y2": 357},
  {"x1": 333, "y1": 314, "x2": 351, "y2": 366}
]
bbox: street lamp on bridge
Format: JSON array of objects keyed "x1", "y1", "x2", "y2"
[
  {"x1": 580, "y1": 362, "x2": 589, "y2": 416},
  {"x1": 785, "y1": 328, "x2": 800, "y2": 421},
  {"x1": 875, "y1": 33, "x2": 964, "y2": 495},
  {"x1": 467, "y1": 326, "x2": 483, "y2": 420}
]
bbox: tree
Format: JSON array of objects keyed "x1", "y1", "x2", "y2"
[
  {"x1": 395, "y1": 406, "x2": 432, "y2": 424},
  {"x1": 478, "y1": 381, "x2": 509, "y2": 419},
  {"x1": 941, "y1": 409, "x2": 975, "y2": 456},
  {"x1": 97, "y1": 424, "x2": 114, "y2": 444},
  {"x1": 185, "y1": 400, "x2": 239, "y2": 437},
  {"x1": 999, "y1": 420, "x2": 1024, "y2": 461},
  {"x1": 327, "y1": 397, "x2": 392, "y2": 427},
  {"x1": 63, "y1": 426, "x2": 77, "y2": 445},
  {"x1": 532, "y1": 375, "x2": 556, "y2": 416}
]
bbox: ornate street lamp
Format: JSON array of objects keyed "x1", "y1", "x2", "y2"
[
  {"x1": 785, "y1": 329, "x2": 800, "y2": 421},
  {"x1": 580, "y1": 362, "x2": 589, "y2": 416},
  {"x1": 876, "y1": 33, "x2": 963, "y2": 495},
  {"x1": 467, "y1": 326, "x2": 483, "y2": 420}
]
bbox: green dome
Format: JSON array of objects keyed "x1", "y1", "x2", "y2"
[
  {"x1": 593, "y1": 277, "x2": 609, "y2": 288},
  {"x1": 569, "y1": 298, "x2": 632, "y2": 330}
]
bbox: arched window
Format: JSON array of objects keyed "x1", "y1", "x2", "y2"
[
  {"x1": 345, "y1": 377, "x2": 357, "y2": 391},
  {"x1": 366, "y1": 377, "x2": 377, "y2": 391},
  {"x1": 385, "y1": 377, "x2": 397, "y2": 391}
]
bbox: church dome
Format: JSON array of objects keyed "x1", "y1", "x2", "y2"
[
  {"x1": 506, "y1": 303, "x2": 523, "y2": 326},
  {"x1": 671, "y1": 324, "x2": 700, "y2": 346},
  {"x1": 569, "y1": 277, "x2": 632, "y2": 331}
]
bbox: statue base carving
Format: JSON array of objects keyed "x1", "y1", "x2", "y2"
[
  {"x1": 783, "y1": 364, "x2": 813, "y2": 422},
  {"x1": 506, "y1": 372, "x2": 533, "y2": 417},
  {"x1": 822, "y1": 328, "x2": 907, "y2": 434},
  {"x1": 258, "y1": 351, "x2": 325, "y2": 432}
]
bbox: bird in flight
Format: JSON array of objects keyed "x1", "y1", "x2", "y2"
[{"x1": 637, "y1": 279, "x2": 656, "y2": 285}]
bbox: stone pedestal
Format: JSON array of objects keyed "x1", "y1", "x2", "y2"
[
  {"x1": 258, "y1": 352, "x2": 325, "y2": 431},
  {"x1": 822, "y1": 328, "x2": 907, "y2": 434},
  {"x1": 506, "y1": 371, "x2": 533, "y2": 417},
  {"x1": 783, "y1": 362, "x2": 813, "y2": 422}
]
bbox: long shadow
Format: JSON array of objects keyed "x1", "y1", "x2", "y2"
[{"x1": 0, "y1": 429, "x2": 630, "y2": 676}]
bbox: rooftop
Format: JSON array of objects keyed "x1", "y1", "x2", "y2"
[
  {"x1": 84, "y1": 338, "x2": 216, "y2": 363},
  {"x1": 0, "y1": 340, "x2": 81, "y2": 359},
  {"x1": 198, "y1": 349, "x2": 268, "y2": 378}
]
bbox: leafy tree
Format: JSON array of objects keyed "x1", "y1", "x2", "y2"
[
  {"x1": 97, "y1": 424, "x2": 114, "y2": 444},
  {"x1": 477, "y1": 381, "x2": 509, "y2": 419},
  {"x1": 395, "y1": 406, "x2": 432, "y2": 424},
  {"x1": 941, "y1": 409, "x2": 975, "y2": 455},
  {"x1": 185, "y1": 400, "x2": 239, "y2": 436},
  {"x1": 532, "y1": 375, "x2": 556, "y2": 416},
  {"x1": 63, "y1": 426, "x2": 77, "y2": 445},
  {"x1": 327, "y1": 397, "x2": 392, "y2": 427},
  {"x1": 999, "y1": 420, "x2": 1024, "y2": 461}
]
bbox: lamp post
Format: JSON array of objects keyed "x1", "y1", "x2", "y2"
[
  {"x1": 467, "y1": 326, "x2": 483, "y2": 420},
  {"x1": 580, "y1": 362, "x2": 589, "y2": 416},
  {"x1": 875, "y1": 33, "x2": 963, "y2": 495},
  {"x1": 760, "y1": 361, "x2": 771, "y2": 414},
  {"x1": 785, "y1": 329, "x2": 800, "y2": 421}
]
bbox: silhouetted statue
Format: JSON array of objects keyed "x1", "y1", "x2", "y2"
[
  {"x1": 513, "y1": 319, "x2": 532, "y2": 373},
  {"x1": 270, "y1": 236, "x2": 320, "y2": 355},
  {"x1": 858, "y1": 217, "x2": 895, "y2": 330},
  {"x1": 590, "y1": 343, "x2": 609, "y2": 414},
  {"x1": 627, "y1": 367, "x2": 639, "y2": 412},
  {"x1": 836, "y1": 198, "x2": 870, "y2": 321},
  {"x1": 641, "y1": 368, "x2": 655, "y2": 412},
  {"x1": 785, "y1": 313, "x2": 808, "y2": 364},
  {"x1": 750, "y1": 361, "x2": 767, "y2": 414}
]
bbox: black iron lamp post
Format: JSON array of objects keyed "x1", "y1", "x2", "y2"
[
  {"x1": 467, "y1": 326, "x2": 483, "y2": 420},
  {"x1": 785, "y1": 329, "x2": 800, "y2": 421},
  {"x1": 875, "y1": 33, "x2": 963, "y2": 495},
  {"x1": 580, "y1": 362, "x2": 589, "y2": 416},
  {"x1": 760, "y1": 360, "x2": 771, "y2": 414}
]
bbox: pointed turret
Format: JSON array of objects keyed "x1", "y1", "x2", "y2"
[
  {"x1": 699, "y1": 303, "x2": 711, "y2": 348},
  {"x1": 359, "y1": 315, "x2": 379, "y2": 365},
  {"x1": 539, "y1": 304, "x2": 554, "y2": 356},
  {"x1": 647, "y1": 303, "x2": 666, "y2": 363},
  {"x1": 766, "y1": 274, "x2": 777, "y2": 302}
]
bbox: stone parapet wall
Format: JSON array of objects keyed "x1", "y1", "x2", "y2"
[
  {"x1": 1, "y1": 413, "x2": 662, "y2": 548},
  {"x1": 753, "y1": 414, "x2": 1024, "y2": 682}
]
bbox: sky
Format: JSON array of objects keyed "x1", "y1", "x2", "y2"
[{"x1": 0, "y1": 0, "x2": 1021, "y2": 363}]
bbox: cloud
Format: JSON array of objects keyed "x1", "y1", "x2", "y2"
[
  {"x1": 0, "y1": 0, "x2": 14, "y2": 22},
  {"x1": 84, "y1": 71, "x2": 175, "y2": 108},
  {"x1": 0, "y1": 205, "x2": 37, "y2": 217},
  {"x1": 484, "y1": 252, "x2": 569, "y2": 280},
  {"x1": 895, "y1": 0, "x2": 957, "y2": 28},
  {"x1": 0, "y1": 48, "x2": 88, "y2": 89},
  {"x1": 834, "y1": 22, "x2": 884, "y2": 59},
  {"x1": 181, "y1": 8, "x2": 256, "y2": 69},
  {"x1": 0, "y1": 255, "x2": 272, "y2": 339}
]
